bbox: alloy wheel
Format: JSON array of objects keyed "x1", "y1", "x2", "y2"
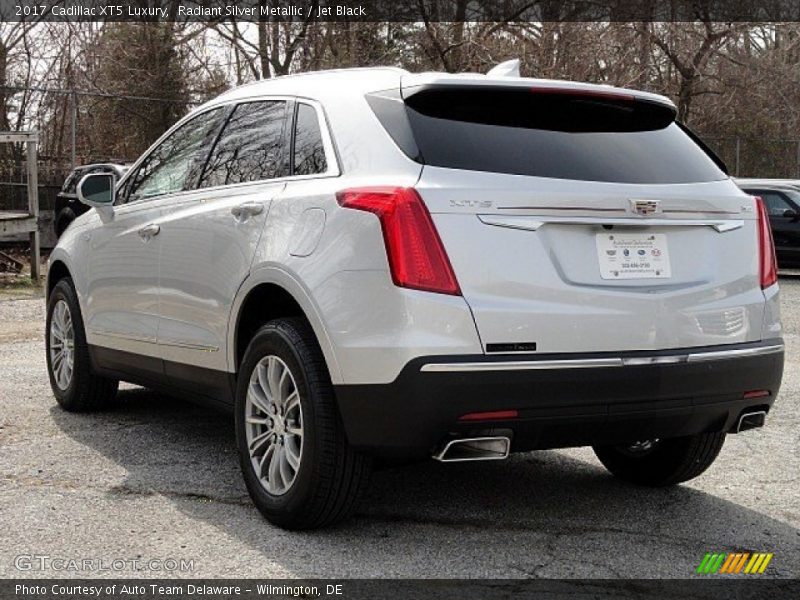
[
  {"x1": 49, "y1": 299, "x2": 75, "y2": 390},
  {"x1": 245, "y1": 355, "x2": 304, "y2": 495}
]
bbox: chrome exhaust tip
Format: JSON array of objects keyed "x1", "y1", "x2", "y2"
[
  {"x1": 433, "y1": 436, "x2": 511, "y2": 462},
  {"x1": 735, "y1": 410, "x2": 767, "y2": 433}
]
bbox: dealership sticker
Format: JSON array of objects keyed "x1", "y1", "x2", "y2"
[{"x1": 596, "y1": 233, "x2": 672, "y2": 279}]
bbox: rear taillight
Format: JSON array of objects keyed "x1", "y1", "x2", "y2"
[
  {"x1": 743, "y1": 390, "x2": 770, "y2": 399},
  {"x1": 336, "y1": 187, "x2": 460, "y2": 295},
  {"x1": 755, "y1": 196, "x2": 778, "y2": 289}
]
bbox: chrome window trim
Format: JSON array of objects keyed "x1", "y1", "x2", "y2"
[
  {"x1": 419, "y1": 344, "x2": 784, "y2": 372},
  {"x1": 116, "y1": 95, "x2": 341, "y2": 207},
  {"x1": 117, "y1": 170, "x2": 338, "y2": 211}
]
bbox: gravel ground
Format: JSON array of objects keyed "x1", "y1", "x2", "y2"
[{"x1": 0, "y1": 279, "x2": 798, "y2": 579}]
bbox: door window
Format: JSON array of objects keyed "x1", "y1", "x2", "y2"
[
  {"x1": 63, "y1": 167, "x2": 88, "y2": 194},
  {"x1": 124, "y1": 108, "x2": 223, "y2": 203},
  {"x1": 752, "y1": 191, "x2": 794, "y2": 217},
  {"x1": 292, "y1": 103, "x2": 327, "y2": 176},
  {"x1": 198, "y1": 101, "x2": 288, "y2": 188}
]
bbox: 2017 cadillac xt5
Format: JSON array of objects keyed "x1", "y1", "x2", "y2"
[{"x1": 45, "y1": 67, "x2": 784, "y2": 529}]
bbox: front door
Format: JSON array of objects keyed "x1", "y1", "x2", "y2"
[
  {"x1": 83, "y1": 106, "x2": 226, "y2": 361},
  {"x1": 81, "y1": 199, "x2": 164, "y2": 359}
]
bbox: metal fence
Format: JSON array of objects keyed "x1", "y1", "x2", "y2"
[
  {"x1": 0, "y1": 163, "x2": 68, "y2": 212},
  {"x1": 0, "y1": 85, "x2": 196, "y2": 213},
  {"x1": 697, "y1": 136, "x2": 800, "y2": 179}
]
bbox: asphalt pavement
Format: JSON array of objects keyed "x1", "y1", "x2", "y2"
[{"x1": 1, "y1": 278, "x2": 798, "y2": 579}]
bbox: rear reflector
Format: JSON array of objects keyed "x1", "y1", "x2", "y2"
[
  {"x1": 743, "y1": 390, "x2": 770, "y2": 399},
  {"x1": 336, "y1": 187, "x2": 461, "y2": 295},
  {"x1": 458, "y1": 410, "x2": 519, "y2": 422},
  {"x1": 755, "y1": 196, "x2": 778, "y2": 288}
]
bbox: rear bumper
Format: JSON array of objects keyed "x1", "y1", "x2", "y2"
[{"x1": 334, "y1": 339, "x2": 784, "y2": 458}]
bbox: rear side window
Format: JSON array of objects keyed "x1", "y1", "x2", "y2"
[
  {"x1": 369, "y1": 87, "x2": 727, "y2": 184},
  {"x1": 62, "y1": 169, "x2": 85, "y2": 194},
  {"x1": 745, "y1": 190, "x2": 797, "y2": 216},
  {"x1": 292, "y1": 103, "x2": 327, "y2": 176},
  {"x1": 199, "y1": 100, "x2": 288, "y2": 188}
]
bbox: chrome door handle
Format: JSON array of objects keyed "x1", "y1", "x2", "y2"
[
  {"x1": 231, "y1": 202, "x2": 264, "y2": 221},
  {"x1": 138, "y1": 223, "x2": 160, "y2": 240}
]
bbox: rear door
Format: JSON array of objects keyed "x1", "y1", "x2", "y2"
[
  {"x1": 396, "y1": 84, "x2": 764, "y2": 353},
  {"x1": 154, "y1": 99, "x2": 290, "y2": 373}
]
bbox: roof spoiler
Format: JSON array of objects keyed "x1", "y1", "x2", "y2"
[
  {"x1": 400, "y1": 69, "x2": 676, "y2": 112},
  {"x1": 487, "y1": 59, "x2": 520, "y2": 78}
]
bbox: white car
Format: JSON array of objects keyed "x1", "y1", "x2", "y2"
[{"x1": 46, "y1": 67, "x2": 784, "y2": 529}]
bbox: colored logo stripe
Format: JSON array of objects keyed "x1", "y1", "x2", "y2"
[
  {"x1": 697, "y1": 552, "x2": 773, "y2": 574},
  {"x1": 719, "y1": 553, "x2": 737, "y2": 573}
]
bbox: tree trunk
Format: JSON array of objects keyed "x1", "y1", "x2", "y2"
[
  {"x1": 0, "y1": 43, "x2": 9, "y2": 131},
  {"x1": 449, "y1": 0, "x2": 468, "y2": 71},
  {"x1": 258, "y1": 20, "x2": 270, "y2": 79}
]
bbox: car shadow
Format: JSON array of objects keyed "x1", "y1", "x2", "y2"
[{"x1": 50, "y1": 386, "x2": 800, "y2": 579}]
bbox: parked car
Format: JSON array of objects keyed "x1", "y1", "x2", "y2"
[
  {"x1": 54, "y1": 163, "x2": 128, "y2": 238},
  {"x1": 736, "y1": 178, "x2": 800, "y2": 190},
  {"x1": 736, "y1": 179, "x2": 800, "y2": 269},
  {"x1": 45, "y1": 67, "x2": 784, "y2": 530}
]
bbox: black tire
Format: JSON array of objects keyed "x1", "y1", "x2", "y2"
[
  {"x1": 46, "y1": 278, "x2": 118, "y2": 411},
  {"x1": 235, "y1": 317, "x2": 371, "y2": 530},
  {"x1": 593, "y1": 433, "x2": 726, "y2": 487},
  {"x1": 54, "y1": 208, "x2": 76, "y2": 238}
]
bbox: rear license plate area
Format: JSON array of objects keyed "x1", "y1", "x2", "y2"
[{"x1": 596, "y1": 232, "x2": 671, "y2": 279}]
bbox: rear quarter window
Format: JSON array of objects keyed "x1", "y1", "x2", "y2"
[
  {"x1": 292, "y1": 103, "x2": 327, "y2": 176},
  {"x1": 744, "y1": 189, "x2": 800, "y2": 216}
]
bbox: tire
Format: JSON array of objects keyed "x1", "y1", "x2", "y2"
[
  {"x1": 54, "y1": 208, "x2": 76, "y2": 238},
  {"x1": 593, "y1": 433, "x2": 726, "y2": 487},
  {"x1": 46, "y1": 278, "x2": 118, "y2": 411},
  {"x1": 235, "y1": 317, "x2": 371, "y2": 530}
]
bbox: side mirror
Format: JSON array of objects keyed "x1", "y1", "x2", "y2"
[
  {"x1": 77, "y1": 173, "x2": 115, "y2": 214},
  {"x1": 783, "y1": 208, "x2": 798, "y2": 220}
]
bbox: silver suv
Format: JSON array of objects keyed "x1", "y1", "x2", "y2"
[{"x1": 46, "y1": 67, "x2": 784, "y2": 529}]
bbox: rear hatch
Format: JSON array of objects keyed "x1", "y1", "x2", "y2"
[{"x1": 369, "y1": 80, "x2": 764, "y2": 354}]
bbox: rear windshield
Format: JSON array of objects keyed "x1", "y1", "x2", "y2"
[{"x1": 368, "y1": 86, "x2": 727, "y2": 184}]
